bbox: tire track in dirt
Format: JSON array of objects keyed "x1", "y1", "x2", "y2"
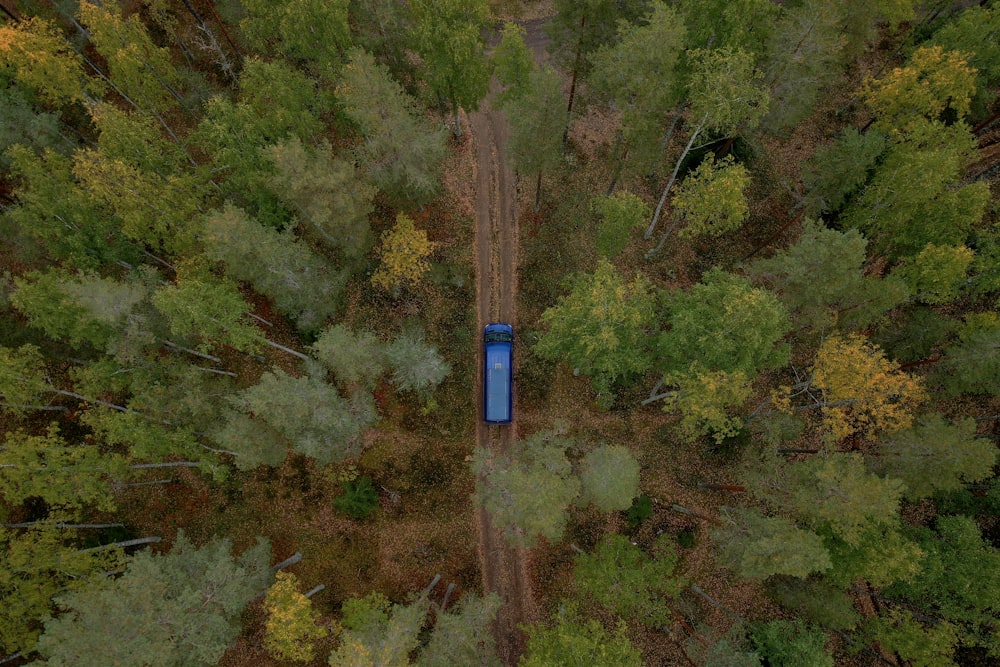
[{"x1": 471, "y1": 103, "x2": 534, "y2": 665}]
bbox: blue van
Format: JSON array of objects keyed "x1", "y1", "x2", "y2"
[{"x1": 483, "y1": 323, "x2": 513, "y2": 424}]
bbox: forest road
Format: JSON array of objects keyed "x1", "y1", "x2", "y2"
[{"x1": 470, "y1": 101, "x2": 534, "y2": 664}]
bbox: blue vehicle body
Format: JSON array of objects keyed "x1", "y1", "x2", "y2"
[{"x1": 483, "y1": 323, "x2": 513, "y2": 424}]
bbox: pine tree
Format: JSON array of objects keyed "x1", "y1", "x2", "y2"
[
  {"x1": 202, "y1": 204, "x2": 345, "y2": 333},
  {"x1": 329, "y1": 592, "x2": 426, "y2": 667},
  {"x1": 572, "y1": 534, "x2": 685, "y2": 626},
  {"x1": 520, "y1": 613, "x2": 642, "y2": 667},
  {"x1": 410, "y1": 0, "x2": 490, "y2": 138},
  {"x1": 35, "y1": 532, "x2": 272, "y2": 667},
  {"x1": 416, "y1": 593, "x2": 502, "y2": 667},
  {"x1": 241, "y1": 0, "x2": 349, "y2": 73},
  {"x1": 873, "y1": 414, "x2": 995, "y2": 500},
  {"x1": 474, "y1": 429, "x2": 580, "y2": 547},
  {"x1": 578, "y1": 445, "x2": 640, "y2": 512},
  {"x1": 311, "y1": 324, "x2": 387, "y2": 389},
  {"x1": 383, "y1": 329, "x2": 450, "y2": 395},
  {"x1": 711, "y1": 506, "x2": 831, "y2": 579},
  {"x1": 591, "y1": 191, "x2": 649, "y2": 258},
  {"x1": 337, "y1": 48, "x2": 446, "y2": 206}
]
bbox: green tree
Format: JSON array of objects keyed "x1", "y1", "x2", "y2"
[
  {"x1": 202, "y1": 204, "x2": 345, "y2": 333},
  {"x1": 0, "y1": 521, "x2": 124, "y2": 655},
  {"x1": 802, "y1": 128, "x2": 887, "y2": 216},
  {"x1": 762, "y1": 0, "x2": 846, "y2": 132},
  {"x1": 676, "y1": 0, "x2": 779, "y2": 56},
  {"x1": 338, "y1": 48, "x2": 446, "y2": 205},
  {"x1": 765, "y1": 576, "x2": 860, "y2": 630},
  {"x1": 888, "y1": 516, "x2": 1000, "y2": 656},
  {"x1": 749, "y1": 620, "x2": 833, "y2": 667},
  {"x1": 863, "y1": 610, "x2": 959, "y2": 667},
  {"x1": 151, "y1": 276, "x2": 264, "y2": 354},
  {"x1": 671, "y1": 155, "x2": 750, "y2": 239},
  {"x1": 648, "y1": 46, "x2": 769, "y2": 240},
  {"x1": 78, "y1": 0, "x2": 183, "y2": 115},
  {"x1": 535, "y1": 259, "x2": 657, "y2": 402},
  {"x1": 241, "y1": 0, "x2": 349, "y2": 73},
  {"x1": 410, "y1": 0, "x2": 490, "y2": 138},
  {"x1": 384, "y1": 329, "x2": 450, "y2": 395},
  {"x1": 823, "y1": 524, "x2": 924, "y2": 590},
  {"x1": 0, "y1": 425, "x2": 125, "y2": 512},
  {"x1": 35, "y1": 532, "x2": 272, "y2": 667},
  {"x1": 520, "y1": 613, "x2": 642, "y2": 667},
  {"x1": 263, "y1": 571, "x2": 328, "y2": 663},
  {"x1": 842, "y1": 120, "x2": 990, "y2": 258},
  {"x1": 591, "y1": 191, "x2": 649, "y2": 258},
  {"x1": 873, "y1": 414, "x2": 996, "y2": 500},
  {"x1": 266, "y1": 138, "x2": 375, "y2": 261},
  {"x1": 5, "y1": 146, "x2": 139, "y2": 270},
  {"x1": 893, "y1": 243, "x2": 974, "y2": 305},
  {"x1": 330, "y1": 592, "x2": 425, "y2": 667},
  {"x1": 657, "y1": 268, "x2": 791, "y2": 377},
  {"x1": 229, "y1": 367, "x2": 374, "y2": 465},
  {"x1": 474, "y1": 429, "x2": 580, "y2": 547},
  {"x1": 210, "y1": 411, "x2": 287, "y2": 470},
  {"x1": 492, "y1": 22, "x2": 533, "y2": 102},
  {"x1": 748, "y1": 219, "x2": 907, "y2": 331},
  {"x1": 196, "y1": 59, "x2": 329, "y2": 220},
  {"x1": 587, "y1": 2, "x2": 687, "y2": 176},
  {"x1": 311, "y1": 324, "x2": 386, "y2": 389},
  {"x1": 416, "y1": 593, "x2": 502, "y2": 667},
  {"x1": 711, "y1": 506, "x2": 831, "y2": 579},
  {"x1": 545, "y1": 0, "x2": 651, "y2": 118},
  {"x1": 572, "y1": 534, "x2": 685, "y2": 626},
  {"x1": 752, "y1": 452, "x2": 904, "y2": 545},
  {"x1": 0, "y1": 85, "x2": 68, "y2": 168},
  {"x1": 936, "y1": 312, "x2": 1000, "y2": 396},
  {"x1": 502, "y1": 65, "x2": 567, "y2": 211},
  {"x1": 0, "y1": 344, "x2": 51, "y2": 413},
  {"x1": 578, "y1": 445, "x2": 640, "y2": 512},
  {"x1": 11, "y1": 269, "x2": 147, "y2": 350}
]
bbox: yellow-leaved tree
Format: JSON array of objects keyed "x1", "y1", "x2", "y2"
[
  {"x1": 863, "y1": 45, "x2": 977, "y2": 131},
  {"x1": 371, "y1": 213, "x2": 436, "y2": 293},
  {"x1": 263, "y1": 571, "x2": 329, "y2": 662},
  {"x1": 809, "y1": 334, "x2": 927, "y2": 442}
]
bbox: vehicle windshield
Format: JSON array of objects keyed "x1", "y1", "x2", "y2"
[{"x1": 485, "y1": 332, "x2": 512, "y2": 343}]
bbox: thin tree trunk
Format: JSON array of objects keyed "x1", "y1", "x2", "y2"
[
  {"x1": 696, "y1": 483, "x2": 746, "y2": 492},
  {"x1": 1, "y1": 522, "x2": 124, "y2": 529},
  {"x1": 82, "y1": 536, "x2": 161, "y2": 552},
  {"x1": 0, "y1": 403, "x2": 69, "y2": 412},
  {"x1": 605, "y1": 134, "x2": 628, "y2": 196},
  {"x1": 452, "y1": 98, "x2": 462, "y2": 139},
  {"x1": 112, "y1": 478, "x2": 174, "y2": 487},
  {"x1": 562, "y1": 14, "x2": 586, "y2": 148},
  {"x1": 162, "y1": 340, "x2": 222, "y2": 363},
  {"x1": 670, "y1": 503, "x2": 720, "y2": 525},
  {"x1": 129, "y1": 461, "x2": 201, "y2": 469},
  {"x1": 740, "y1": 213, "x2": 803, "y2": 262},
  {"x1": 305, "y1": 584, "x2": 326, "y2": 598},
  {"x1": 534, "y1": 171, "x2": 543, "y2": 212},
  {"x1": 441, "y1": 582, "x2": 456, "y2": 609},
  {"x1": 0, "y1": 652, "x2": 22, "y2": 665},
  {"x1": 194, "y1": 366, "x2": 238, "y2": 377},
  {"x1": 777, "y1": 448, "x2": 821, "y2": 455},
  {"x1": 689, "y1": 584, "x2": 743, "y2": 621},
  {"x1": 0, "y1": 2, "x2": 19, "y2": 22},
  {"x1": 265, "y1": 339, "x2": 310, "y2": 362},
  {"x1": 271, "y1": 552, "x2": 303, "y2": 573},
  {"x1": 648, "y1": 101, "x2": 687, "y2": 181},
  {"x1": 646, "y1": 114, "x2": 708, "y2": 239},
  {"x1": 48, "y1": 388, "x2": 128, "y2": 413}
]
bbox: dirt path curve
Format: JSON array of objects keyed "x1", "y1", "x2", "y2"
[{"x1": 470, "y1": 101, "x2": 533, "y2": 665}]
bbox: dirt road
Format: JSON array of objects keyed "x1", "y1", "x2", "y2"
[{"x1": 470, "y1": 103, "x2": 534, "y2": 664}]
